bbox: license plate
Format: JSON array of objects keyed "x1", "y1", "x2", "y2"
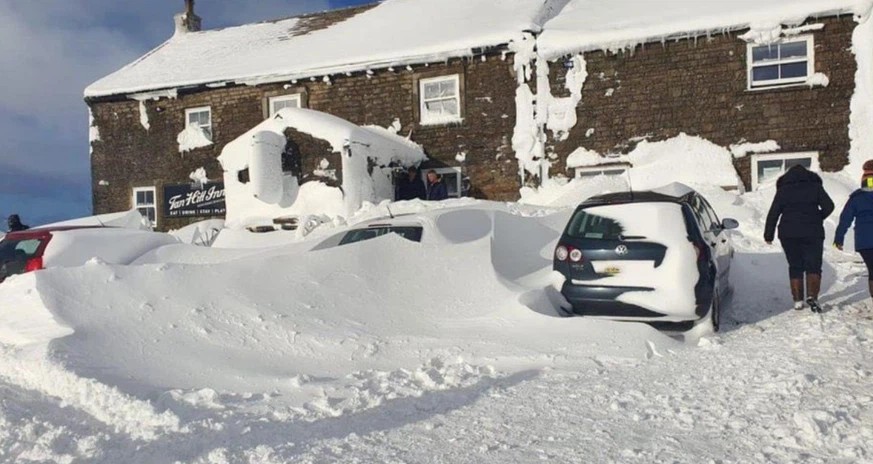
[{"x1": 604, "y1": 266, "x2": 621, "y2": 275}]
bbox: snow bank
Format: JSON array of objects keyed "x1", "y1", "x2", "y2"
[
  {"x1": 538, "y1": 0, "x2": 872, "y2": 58},
  {"x1": 520, "y1": 175, "x2": 629, "y2": 208},
  {"x1": 38, "y1": 210, "x2": 150, "y2": 230},
  {"x1": 85, "y1": 0, "x2": 562, "y2": 98},
  {"x1": 219, "y1": 108, "x2": 425, "y2": 228},
  {"x1": 43, "y1": 229, "x2": 180, "y2": 268},
  {"x1": 848, "y1": 9, "x2": 873, "y2": 179}
]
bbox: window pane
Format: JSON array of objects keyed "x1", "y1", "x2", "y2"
[
  {"x1": 785, "y1": 158, "x2": 813, "y2": 169},
  {"x1": 423, "y1": 82, "x2": 441, "y2": 99},
  {"x1": 780, "y1": 41, "x2": 807, "y2": 59},
  {"x1": 145, "y1": 191, "x2": 155, "y2": 204},
  {"x1": 780, "y1": 61, "x2": 808, "y2": 79},
  {"x1": 442, "y1": 172, "x2": 459, "y2": 197},
  {"x1": 440, "y1": 99, "x2": 459, "y2": 116},
  {"x1": 758, "y1": 159, "x2": 784, "y2": 184},
  {"x1": 439, "y1": 80, "x2": 457, "y2": 97},
  {"x1": 136, "y1": 191, "x2": 146, "y2": 204},
  {"x1": 752, "y1": 65, "x2": 779, "y2": 82},
  {"x1": 752, "y1": 45, "x2": 779, "y2": 62}
]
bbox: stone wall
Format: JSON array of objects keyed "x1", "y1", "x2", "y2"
[{"x1": 545, "y1": 16, "x2": 856, "y2": 189}]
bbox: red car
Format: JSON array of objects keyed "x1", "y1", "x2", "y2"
[
  {"x1": 0, "y1": 226, "x2": 179, "y2": 283},
  {"x1": 0, "y1": 226, "x2": 103, "y2": 283}
]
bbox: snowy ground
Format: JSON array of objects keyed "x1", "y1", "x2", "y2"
[{"x1": 2, "y1": 181, "x2": 873, "y2": 463}]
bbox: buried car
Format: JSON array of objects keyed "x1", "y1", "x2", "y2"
[
  {"x1": 0, "y1": 226, "x2": 180, "y2": 283},
  {"x1": 553, "y1": 183, "x2": 738, "y2": 332}
]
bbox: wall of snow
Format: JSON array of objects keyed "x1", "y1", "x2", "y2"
[{"x1": 848, "y1": 8, "x2": 873, "y2": 179}]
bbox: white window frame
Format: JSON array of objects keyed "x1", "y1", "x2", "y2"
[
  {"x1": 185, "y1": 106, "x2": 213, "y2": 141},
  {"x1": 421, "y1": 167, "x2": 463, "y2": 198},
  {"x1": 574, "y1": 165, "x2": 629, "y2": 180},
  {"x1": 751, "y1": 151, "x2": 820, "y2": 190},
  {"x1": 747, "y1": 36, "x2": 815, "y2": 90},
  {"x1": 132, "y1": 186, "x2": 158, "y2": 229},
  {"x1": 419, "y1": 75, "x2": 463, "y2": 126},
  {"x1": 268, "y1": 94, "x2": 302, "y2": 115}
]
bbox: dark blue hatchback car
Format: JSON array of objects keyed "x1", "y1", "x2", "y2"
[{"x1": 553, "y1": 184, "x2": 738, "y2": 332}]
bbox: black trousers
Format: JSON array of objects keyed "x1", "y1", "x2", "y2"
[
  {"x1": 781, "y1": 238, "x2": 824, "y2": 279},
  {"x1": 860, "y1": 249, "x2": 873, "y2": 282}
]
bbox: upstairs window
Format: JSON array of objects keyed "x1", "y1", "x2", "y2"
[
  {"x1": 133, "y1": 186, "x2": 157, "y2": 229},
  {"x1": 185, "y1": 107, "x2": 213, "y2": 141},
  {"x1": 748, "y1": 36, "x2": 814, "y2": 89},
  {"x1": 419, "y1": 75, "x2": 462, "y2": 125},
  {"x1": 269, "y1": 94, "x2": 302, "y2": 115}
]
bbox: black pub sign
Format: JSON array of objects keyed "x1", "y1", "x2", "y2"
[{"x1": 163, "y1": 182, "x2": 226, "y2": 218}]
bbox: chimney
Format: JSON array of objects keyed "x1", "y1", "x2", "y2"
[{"x1": 174, "y1": 0, "x2": 202, "y2": 35}]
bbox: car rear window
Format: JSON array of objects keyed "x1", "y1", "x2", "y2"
[
  {"x1": 565, "y1": 210, "x2": 626, "y2": 240},
  {"x1": 0, "y1": 238, "x2": 43, "y2": 262},
  {"x1": 339, "y1": 226, "x2": 423, "y2": 246}
]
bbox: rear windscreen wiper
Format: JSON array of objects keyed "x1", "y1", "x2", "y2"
[{"x1": 618, "y1": 235, "x2": 647, "y2": 241}]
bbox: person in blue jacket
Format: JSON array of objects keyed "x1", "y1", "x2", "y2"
[
  {"x1": 834, "y1": 161, "x2": 873, "y2": 302},
  {"x1": 425, "y1": 170, "x2": 449, "y2": 201}
]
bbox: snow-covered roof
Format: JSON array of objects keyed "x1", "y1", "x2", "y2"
[
  {"x1": 86, "y1": 0, "x2": 562, "y2": 98},
  {"x1": 538, "y1": 0, "x2": 873, "y2": 58}
]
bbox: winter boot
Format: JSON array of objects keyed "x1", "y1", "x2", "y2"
[
  {"x1": 790, "y1": 278, "x2": 805, "y2": 310},
  {"x1": 806, "y1": 273, "x2": 823, "y2": 313}
]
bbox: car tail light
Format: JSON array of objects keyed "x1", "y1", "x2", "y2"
[
  {"x1": 555, "y1": 246, "x2": 569, "y2": 261},
  {"x1": 25, "y1": 257, "x2": 43, "y2": 273},
  {"x1": 569, "y1": 249, "x2": 584, "y2": 263}
]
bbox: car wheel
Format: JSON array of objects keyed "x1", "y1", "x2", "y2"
[{"x1": 710, "y1": 287, "x2": 721, "y2": 333}]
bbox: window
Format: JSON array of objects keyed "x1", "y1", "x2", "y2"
[
  {"x1": 185, "y1": 107, "x2": 212, "y2": 141},
  {"x1": 565, "y1": 210, "x2": 626, "y2": 240},
  {"x1": 574, "y1": 166, "x2": 628, "y2": 180},
  {"x1": 339, "y1": 226, "x2": 424, "y2": 246},
  {"x1": 268, "y1": 94, "x2": 302, "y2": 115},
  {"x1": 133, "y1": 186, "x2": 157, "y2": 229},
  {"x1": 422, "y1": 167, "x2": 463, "y2": 198},
  {"x1": 748, "y1": 36, "x2": 814, "y2": 89},
  {"x1": 419, "y1": 75, "x2": 462, "y2": 125},
  {"x1": 751, "y1": 152, "x2": 819, "y2": 190}
]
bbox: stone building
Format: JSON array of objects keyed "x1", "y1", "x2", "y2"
[{"x1": 86, "y1": 0, "x2": 873, "y2": 230}]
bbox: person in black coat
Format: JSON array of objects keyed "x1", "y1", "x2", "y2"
[
  {"x1": 764, "y1": 165, "x2": 835, "y2": 313},
  {"x1": 6, "y1": 214, "x2": 29, "y2": 233},
  {"x1": 425, "y1": 170, "x2": 449, "y2": 201},
  {"x1": 396, "y1": 166, "x2": 425, "y2": 201}
]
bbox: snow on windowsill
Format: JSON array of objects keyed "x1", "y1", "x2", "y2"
[
  {"x1": 419, "y1": 116, "x2": 465, "y2": 127},
  {"x1": 177, "y1": 125, "x2": 213, "y2": 154}
]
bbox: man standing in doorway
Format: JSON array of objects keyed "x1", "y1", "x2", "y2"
[
  {"x1": 396, "y1": 166, "x2": 425, "y2": 200},
  {"x1": 425, "y1": 170, "x2": 449, "y2": 201}
]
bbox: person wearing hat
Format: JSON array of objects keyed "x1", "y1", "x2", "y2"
[
  {"x1": 764, "y1": 164, "x2": 835, "y2": 313},
  {"x1": 6, "y1": 214, "x2": 29, "y2": 233},
  {"x1": 834, "y1": 160, "x2": 873, "y2": 304}
]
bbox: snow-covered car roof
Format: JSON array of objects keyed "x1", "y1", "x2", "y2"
[
  {"x1": 85, "y1": 0, "x2": 560, "y2": 98},
  {"x1": 538, "y1": 0, "x2": 872, "y2": 58}
]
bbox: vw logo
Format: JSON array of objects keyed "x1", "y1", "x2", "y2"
[{"x1": 615, "y1": 245, "x2": 629, "y2": 256}]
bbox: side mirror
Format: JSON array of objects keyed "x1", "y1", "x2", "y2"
[{"x1": 722, "y1": 218, "x2": 739, "y2": 230}]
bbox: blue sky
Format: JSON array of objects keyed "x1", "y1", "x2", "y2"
[{"x1": 0, "y1": 0, "x2": 372, "y2": 227}]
